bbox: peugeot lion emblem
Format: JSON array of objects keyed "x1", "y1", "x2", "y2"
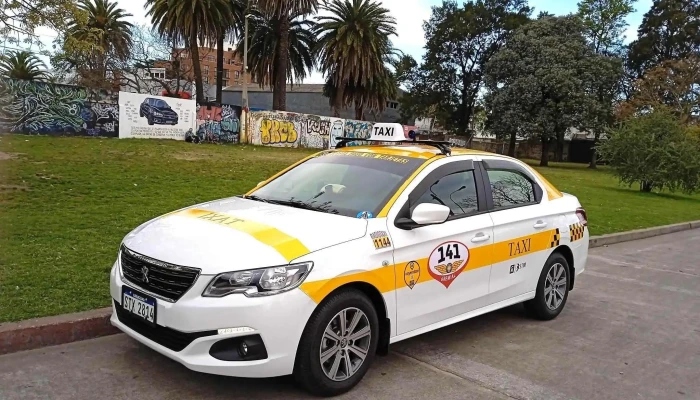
[{"x1": 141, "y1": 266, "x2": 149, "y2": 283}]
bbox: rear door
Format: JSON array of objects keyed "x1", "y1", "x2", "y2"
[
  {"x1": 387, "y1": 158, "x2": 495, "y2": 335},
  {"x1": 479, "y1": 158, "x2": 559, "y2": 303}
]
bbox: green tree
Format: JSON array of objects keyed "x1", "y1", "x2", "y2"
[
  {"x1": 598, "y1": 110, "x2": 700, "y2": 193},
  {"x1": 0, "y1": 0, "x2": 82, "y2": 48},
  {"x1": 257, "y1": 0, "x2": 318, "y2": 111},
  {"x1": 404, "y1": 0, "x2": 531, "y2": 137},
  {"x1": 484, "y1": 15, "x2": 609, "y2": 166},
  {"x1": 627, "y1": 0, "x2": 700, "y2": 77},
  {"x1": 146, "y1": 0, "x2": 232, "y2": 103},
  {"x1": 0, "y1": 51, "x2": 48, "y2": 81},
  {"x1": 316, "y1": 0, "x2": 397, "y2": 118},
  {"x1": 577, "y1": 0, "x2": 632, "y2": 168},
  {"x1": 238, "y1": 11, "x2": 316, "y2": 91}
]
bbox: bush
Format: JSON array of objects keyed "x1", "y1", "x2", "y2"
[{"x1": 598, "y1": 110, "x2": 700, "y2": 193}]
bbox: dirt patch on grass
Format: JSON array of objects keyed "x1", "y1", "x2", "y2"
[
  {"x1": 172, "y1": 152, "x2": 214, "y2": 161},
  {"x1": 0, "y1": 152, "x2": 22, "y2": 161}
]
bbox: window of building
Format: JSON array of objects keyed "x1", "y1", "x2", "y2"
[
  {"x1": 222, "y1": 79, "x2": 229, "y2": 86},
  {"x1": 205, "y1": 55, "x2": 215, "y2": 62},
  {"x1": 224, "y1": 70, "x2": 230, "y2": 78},
  {"x1": 486, "y1": 169, "x2": 536, "y2": 209},
  {"x1": 235, "y1": 70, "x2": 240, "y2": 78},
  {"x1": 179, "y1": 52, "x2": 188, "y2": 58},
  {"x1": 204, "y1": 76, "x2": 209, "y2": 84},
  {"x1": 414, "y1": 171, "x2": 479, "y2": 217}
]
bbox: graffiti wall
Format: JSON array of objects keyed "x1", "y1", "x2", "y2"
[
  {"x1": 0, "y1": 78, "x2": 118, "y2": 136},
  {"x1": 249, "y1": 111, "x2": 376, "y2": 149},
  {"x1": 195, "y1": 103, "x2": 242, "y2": 144}
]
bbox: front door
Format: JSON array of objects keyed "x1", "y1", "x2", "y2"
[{"x1": 388, "y1": 159, "x2": 494, "y2": 335}]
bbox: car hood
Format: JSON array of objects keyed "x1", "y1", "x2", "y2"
[{"x1": 122, "y1": 197, "x2": 368, "y2": 275}]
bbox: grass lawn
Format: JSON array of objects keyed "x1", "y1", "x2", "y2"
[{"x1": 1, "y1": 135, "x2": 699, "y2": 323}]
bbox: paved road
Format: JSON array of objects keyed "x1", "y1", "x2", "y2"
[{"x1": 2, "y1": 229, "x2": 699, "y2": 400}]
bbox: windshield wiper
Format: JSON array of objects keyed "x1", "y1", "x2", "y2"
[
  {"x1": 271, "y1": 199, "x2": 339, "y2": 215},
  {"x1": 241, "y1": 194, "x2": 274, "y2": 203}
]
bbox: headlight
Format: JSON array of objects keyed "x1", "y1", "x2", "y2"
[
  {"x1": 203, "y1": 262, "x2": 313, "y2": 298},
  {"x1": 154, "y1": 111, "x2": 163, "y2": 117}
]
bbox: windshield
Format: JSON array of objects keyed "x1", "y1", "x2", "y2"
[
  {"x1": 153, "y1": 99, "x2": 168, "y2": 108},
  {"x1": 248, "y1": 151, "x2": 425, "y2": 217}
]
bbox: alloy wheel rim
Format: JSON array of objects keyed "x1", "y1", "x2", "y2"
[
  {"x1": 544, "y1": 263, "x2": 567, "y2": 310},
  {"x1": 319, "y1": 307, "x2": 371, "y2": 381}
]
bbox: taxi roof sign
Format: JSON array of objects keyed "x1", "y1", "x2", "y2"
[
  {"x1": 334, "y1": 123, "x2": 453, "y2": 156},
  {"x1": 369, "y1": 123, "x2": 406, "y2": 141}
]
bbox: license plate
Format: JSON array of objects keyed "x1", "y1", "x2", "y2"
[{"x1": 122, "y1": 287, "x2": 156, "y2": 325}]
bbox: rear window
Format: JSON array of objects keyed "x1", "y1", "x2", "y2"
[{"x1": 250, "y1": 151, "x2": 425, "y2": 217}]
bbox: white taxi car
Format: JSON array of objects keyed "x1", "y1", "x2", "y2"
[{"x1": 110, "y1": 123, "x2": 589, "y2": 396}]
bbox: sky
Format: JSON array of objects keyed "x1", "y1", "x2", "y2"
[{"x1": 13, "y1": 0, "x2": 653, "y2": 83}]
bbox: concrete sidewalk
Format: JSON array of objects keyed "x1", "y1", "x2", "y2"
[{"x1": 1, "y1": 229, "x2": 699, "y2": 399}]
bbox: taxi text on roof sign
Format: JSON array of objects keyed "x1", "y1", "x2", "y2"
[{"x1": 369, "y1": 123, "x2": 407, "y2": 142}]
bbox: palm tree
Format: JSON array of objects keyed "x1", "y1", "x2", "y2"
[
  {"x1": 0, "y1": 51, "x2": 48, "y2": 81},
  {"x1": 256, "y1": 0, "x2": 318, "y2": 110},
  {"x1": 68, "y1": 0, "x2": 134, "y2": 68},
  {"x1": 237, "y1": 10, "x2": 315, "y2": 90},
  {"x1": 214, "y1": 0, "x2": 246, "y2": 103},
  {"x1": 146, "y1": 0, "x2": 233, "y2": 103},
  {"x1": 316, "y1": 0, "x2": 397, "y2": 117}
]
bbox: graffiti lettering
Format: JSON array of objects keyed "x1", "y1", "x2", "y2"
[
  {"x1": 260, "y1": 119, "x2": 298, "y2": 144},
  {"x1": 194, "y1": 103, "x2": 242, "y2": 144}
]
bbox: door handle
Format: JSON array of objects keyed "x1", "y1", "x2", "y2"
[
  {"x1": 471, "y1": 233, "x2": 491, "y2": 243},
  {"x1": 533, "y1": 220, "x2": 548, "y2": 229}
]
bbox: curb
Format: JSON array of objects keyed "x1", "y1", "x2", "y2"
[
  {"x1": 0, "y1": 307, "x2": 116, "y2": 355},
  {"x1": 589, "y1": 220, "x2": 700, "y2": 248},
  {"x1": 1, "y1": 221, "x2": 699, "y2": 356}
]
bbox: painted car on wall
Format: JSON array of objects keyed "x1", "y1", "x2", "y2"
[
  {"x1": 139, "y1": 97, "x2": 179, "y2": 126},
  {"x1": 110, "y1": 123, "x2": 589, "y2": 396}
]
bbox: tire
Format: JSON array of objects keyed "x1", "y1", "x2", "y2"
[
  {"x1": 147, "y1": 115, "x2": 154, "y2": 125},
  {"x1": 294, "y1": 289, "x2": 379, "y2": 397},
  {"x1": 139, "y1": 109, "x2": 143, "y2": 117},
  {"x1": 524, "y1": 252, "x2": 570, "y2": 320}
]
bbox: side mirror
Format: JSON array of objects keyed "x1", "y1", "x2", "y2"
[{"x1": 395, "y1": 203, "x2": 450, "y2": 230}]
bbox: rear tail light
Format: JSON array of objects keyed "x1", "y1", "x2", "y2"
[{"x1": 576, "y1": 207, "x2": 587, "y2": 227}]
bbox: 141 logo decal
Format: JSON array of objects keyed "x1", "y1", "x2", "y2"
[{"x1": 428, "y1": 241, "x2": 470, "y2": 288}]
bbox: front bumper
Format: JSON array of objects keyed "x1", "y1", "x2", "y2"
[
  {"x1": 109, "y1": 262, "x2": 317, "y2": 378},
  {"x1": 152, "y1": 117, "x2": 178, "y2": 125}
]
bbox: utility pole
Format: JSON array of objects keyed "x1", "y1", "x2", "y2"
[{"x1": 242, "y1": 6, "x2": 250, "y2": 111}]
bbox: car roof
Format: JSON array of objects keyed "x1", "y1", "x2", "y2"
[{"x1": 335, "y1": 144, "x2": 499, "y2": 160}]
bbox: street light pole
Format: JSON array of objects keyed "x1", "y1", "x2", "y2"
[{"x1": 242, "y1": 13, "x2": 249, "y2": 111}]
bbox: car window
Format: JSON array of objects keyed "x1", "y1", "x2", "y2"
[
  {"x1": 250, "y1": 151, "x2": 425, "y2": 218},
  {"x1": 154, "y1": 99, "x2": 167, "y2": 108},
  {"x1": 487, "y1": 169, "x2": 536, "y2": 209},
  {"x1": 414, "y1": 171, "x2": 479, "y2": 217}
]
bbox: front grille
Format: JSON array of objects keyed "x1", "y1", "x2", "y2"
[
  {"x1": 114, "y1": 300, "x2": 216, "y2": 352},
  {"x1": 120, "y1": 246, "x2": 200, "y2": 302}
]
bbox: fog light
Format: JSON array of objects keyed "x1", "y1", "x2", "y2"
[
  {"x1": 239, "y1": 342, "x2": 248, "y2": 356},
  {"x1": 209, "y1": 334, "x2": 268, "y2": 361}
]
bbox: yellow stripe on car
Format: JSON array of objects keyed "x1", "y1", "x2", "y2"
[
  {"x1": 300, "y1": 228, "x2": 562, "y2": 303},
  {"x1": 176, "y1": 209, "x2": 310, "y2": 262}
]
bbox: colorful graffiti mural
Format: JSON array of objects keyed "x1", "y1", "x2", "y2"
[
  {"x1": 195, "y1": 103, "x2": 242, "y2": 144},
  {"x1": 0, "y1": 78, "x2": 118, "y2": 136},
  {"x1": 249, "y1": 111, "x2": 376, "y2": 149}
]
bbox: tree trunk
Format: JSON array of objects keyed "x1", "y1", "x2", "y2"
[
  {"x1": 216, "y1": 31, "x2": 224, "y2": 104},
  {"x1": 588, "y1": 144, "x2": 598, "y2": 169},
  {"x1": 189, "y1": 31, "x2": 205, "y2": 104},
  {"x1": 556, "y1": 129, "x2": 566, "y2": 162},
  {"x1": 640, "y1": 181, "x2": 653, "y2": 192},
  {"x1": 273, "y1": 16, "x2": 290, "y2": 111},
  {"x1": 355, "y1": 102, "x2": 364, "y2": 120},
  {"x1": 540, "y1": 137, "x2": 549, "y2": 167},
  {"x1": 508, "y1": 131, "x2": 516, "y2": 157},
  {"x1": 333, "y1": 81, "x2": 345, "y2": 118}
]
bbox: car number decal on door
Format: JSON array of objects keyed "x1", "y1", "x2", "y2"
[
  {"x1": 370, "y1": 231, "x2": 392, "y2": 249},
  {"x1": 428, "y1": 241, "x2": 470, "y2": 288}
]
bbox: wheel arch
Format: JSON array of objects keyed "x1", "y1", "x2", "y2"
[
  {"x1": 315, "y1": 282, "x2": 391, "y2": 356},
  {"x1": 552, "y1": 245, "x2": 575, "y2": 290}
]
